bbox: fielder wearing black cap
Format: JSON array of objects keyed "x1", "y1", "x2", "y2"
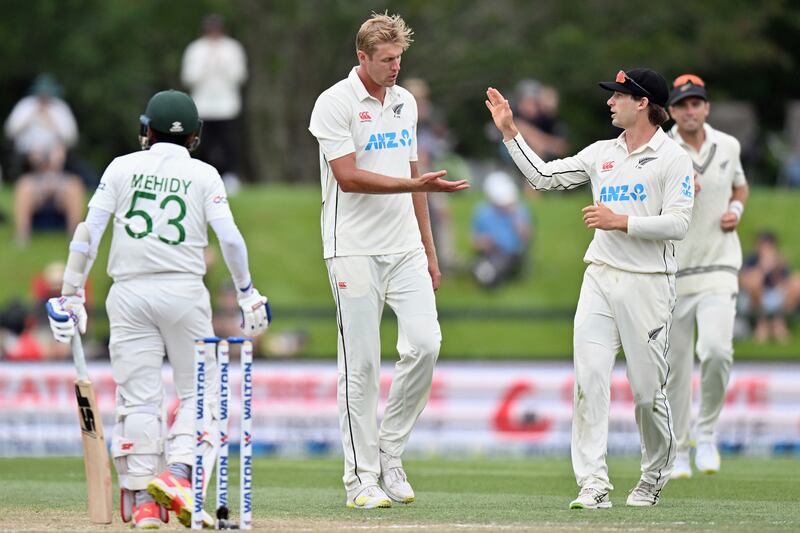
[
  {"x1": 668, "y1": 74, "x2": 708, "y2": 106},
  {"x1": 599, "y1": 68, "x2": 670, "y2": 108}
]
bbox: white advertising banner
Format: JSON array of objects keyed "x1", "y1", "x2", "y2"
[{"x1": 1, "y1": 361, "x2": 798, "y2": 456}]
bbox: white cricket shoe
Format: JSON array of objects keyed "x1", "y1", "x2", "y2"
[
  {"x1": 695, "y1": 441, "x2": 721, "y2": 474},
  {"x1": 380, "y1": 450, "x2": 415, "y2": 503},
  {"x1": 626, "y1": 479, "x2": 661, "y2": 507},
  {"x1": 346, "y1": 485, "x2": 392, "y2": 509},
  {"x1": 569, "y1": 487, "x2": 612, "y2": 509},
  {"x1": 672, "y1": 451, "x2": 693, "y2": 479}
]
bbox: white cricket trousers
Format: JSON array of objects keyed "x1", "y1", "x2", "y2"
[
  {"x1": 572, "y1": 263, "x2": 676, "y2": 492},
  {"x1": 325, "y1": 248, "x2": 442, "y2": 492},
  {"x1": 667, "y1": 290, "x2": 735, "y2": 453},
  {"x1": 106, "y1": 275, "x2": 217, "y2": 490}
]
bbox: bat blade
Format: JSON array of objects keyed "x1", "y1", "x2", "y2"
[{"x1": 75, "y1": 379, "x2": 113, "y2": 524}]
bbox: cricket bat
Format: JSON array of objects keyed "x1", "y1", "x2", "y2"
[{"x1": 71, "y1": 333, "x2": 113, "y2": 524}]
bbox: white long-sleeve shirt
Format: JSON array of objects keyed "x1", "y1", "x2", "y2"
[
  {"x1": 181, "y1": 36, "x2": 247, "y2": 120},
  {"x1": 4, "y1": 96, "x2": 78, "y2": 153},
  {"x1": 669, "y1": 123, "x2": 747, "y2": 296},
  {"x1": 504, "y1": 128, "x2": 694, "y2": 274}
]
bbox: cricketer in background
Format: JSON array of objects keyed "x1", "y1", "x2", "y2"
[
  {"x1": 666, "y1": 74, "x2": 748, "y2": 478},
  {"x1": 486, "y1": 68, "x2": 693, "y2": 508},
  {"x1": 309, "y1": 12, "x2": 468, "y2": 510},
  {"x1": 47, "y1": 90, "x2": 270, "y2": 529}
]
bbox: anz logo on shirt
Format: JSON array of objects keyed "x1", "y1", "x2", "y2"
[
  {"x1": 365, "y1": 129, "x2": 412, "y2": 151},
  {"x1": 598, "y1": 183, "x2": 647, "y2": 203},
  {"x1": 681, "y1": 175, "x2": 694, "y2": 198}
]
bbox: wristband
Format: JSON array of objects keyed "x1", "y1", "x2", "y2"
[{"x1": 728, "y1": 200, "x2": 744, "y2": 220}]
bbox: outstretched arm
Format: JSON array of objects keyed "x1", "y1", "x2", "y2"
[
  {"x1": 329, "y1": 152, "x2": 468, "y2": 194},
  {"x1": 486, "y1": 87, "x2": 592, "y2": 191}
]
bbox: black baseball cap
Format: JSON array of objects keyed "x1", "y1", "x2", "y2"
[
  {"x1": 599, "y1": 68, "x2": 669, "y2": 107},
  {"x1": 668, "y1": 74, "x2": 708, "y2": 106}
]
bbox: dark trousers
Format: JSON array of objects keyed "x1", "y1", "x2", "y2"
[{"x1": 197, "y1": 119, "x2": 240, "y2": 176}]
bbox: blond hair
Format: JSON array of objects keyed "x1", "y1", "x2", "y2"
[{"x1": 356, "y1": 12, "x2": 413, "y2": 57}]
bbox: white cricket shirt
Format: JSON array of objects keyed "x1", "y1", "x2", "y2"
[
  {"x1": 89, "y1": 142, "x2": 233, "y2": 281},
  {"x1": 309, "y1": 67, "x2": 421, "y2": 259},
  {"x1": 505, "y1": 128, "x2": 694, "y2": 274},
  {"x1": 668, "y1": 123, "x2": 747, "y2": 296},
  {"x1": 181, "y1": 36, "x2": 248, "y2": 120}
]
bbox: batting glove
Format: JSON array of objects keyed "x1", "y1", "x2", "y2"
[
  {"x1": 46, "y1": 294, "x2": 87, "y2": 343},
  {"x1": 237, "y1": 286, "x2": 271, "y2": 336}
]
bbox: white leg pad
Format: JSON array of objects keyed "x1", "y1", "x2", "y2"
[{"x1": 112, "y1": 404, "x2": 165, "y2": 491}]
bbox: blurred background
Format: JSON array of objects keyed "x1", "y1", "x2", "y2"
[{"x1": 0, "y1": 0, "x2": 798, "y2": 457}]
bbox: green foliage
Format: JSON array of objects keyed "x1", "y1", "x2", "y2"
[{"x1": 1, "y1": 1, "x2": 798, "y2": 183}]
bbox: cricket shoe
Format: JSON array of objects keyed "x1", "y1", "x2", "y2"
[
  {"x1": 569, "y1": 487, "x2": 612, "y2": 509},
  {"x1": 672, "y1": 451, "x2": 692, "y2": 479},
  {"x1": 380, "y1": 450, "x2": 415, "y2": 503},
  {"x1": 346, "y1": 485, "x2": 392, "y2": 509},
  {"x1": 132, "y1": 502, "x2": 164, "y2": 529},
  {"x1": 147, "y1": 471, "x2": 214, "y2": 528},
  {"x1": 695, "y1": 441, "x2": 721, "y2": 474},
  {"x1": 626, "y1": 479, "x2": 661, "y2": 507}
]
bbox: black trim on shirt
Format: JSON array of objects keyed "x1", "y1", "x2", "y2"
[{"x1": 511, "y1": 138, "x2": 591, "y2": 191}]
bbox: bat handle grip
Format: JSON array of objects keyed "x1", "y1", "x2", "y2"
[{"x1": 72, "y1": 333, "x2": 89, "y2": 382}]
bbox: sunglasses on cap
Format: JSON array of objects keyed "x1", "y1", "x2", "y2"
[
  {"x1": 673, "y1": 74, "x2": 705, "y2": 87},
  {"x1": 616, "y1": 70, "x2": 651, "y2": 98}
]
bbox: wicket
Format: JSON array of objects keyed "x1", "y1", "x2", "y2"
[{"x1": 192, "y1": 337, "x2": 254, "y2": 530}]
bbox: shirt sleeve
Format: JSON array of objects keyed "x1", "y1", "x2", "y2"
[
  {"x1": 309, "y1": 93, "x2": 356, "y2": 161},
  {"x1": 205, "y1": 175, "x2": 234, "y2": 222},
  {"x1": 409, "y1": 97, "x2": 418, "y2": 162},
  {"x1": 504, "y1": 133, "x2": 594, "y2": 191},
  {"x1": 731, "y1": 138, "x2": 747, "y2": 187},
  {"x1": 88, "y1": 158, "x2": 122, "y2": 213},
  {"x1": 627, "y1": 152, "x2": 694, "y2": 241},
  {"x1": 209, "y1": 217, "x2": 251, "y2": 290}
]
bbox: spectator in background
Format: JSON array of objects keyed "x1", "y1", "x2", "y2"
[
  {"x1": 5, "y1": 74, "x2": 84, "y2": 245},
  {"x1": 182, "y1": 13, "x2": 248, "y2": 193},
  {"x1": 472, "y1": 170, "x2": 532, "y2": 289},
  {"x1": 739, "y1": 231, "x2": 800, "y2": 343},
  {"x1": 405, "y1": 77, "x2": 461, "y2": 274},
  {"x1": 5, "y1": 74, "x2": 77, "y2": 174},
  {"x1": 512, "y1": 79, "x2": 569, "y2": 162}
]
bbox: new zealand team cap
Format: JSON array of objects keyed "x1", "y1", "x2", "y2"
[
  {"x1": 599, "y1": 68, "x2": 669, "y2": 107},
  {"x1": 668, "y1": 74, "x2": 709, "y2": 106}
]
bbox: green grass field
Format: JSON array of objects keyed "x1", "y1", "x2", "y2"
[
  {"x1": 2, "y1": 185, "x2": 800, "y2": 359},
  {"x1": 0, "y1": 456, "x2": 797, "y2": 531}
]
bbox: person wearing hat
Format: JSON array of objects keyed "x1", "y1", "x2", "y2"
[
  {"x1": 486, "y1": 68, "x2": 694, "y2": 508},
  {"x1": 665, "y1": 74, "x2": 749, "y2": 479},
  {"x1": 471, "y1": 170, "x2": 532, "y2": 289},
  {"x1": 45, "y1": 90, "x2": 272, "y2": 528},
  {"x1": 5, "y1": 74, "x2": 84, "y2": 245}
]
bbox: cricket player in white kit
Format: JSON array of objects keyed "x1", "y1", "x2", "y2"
[
  {"x1": 486, "y1": 68, "x2": 694, "y2": 508},
  {"x1": 665, "y1": 74, "x2": 748, "y2": 478},
  {"x1": 47, "y1": 90, "x2": 270, "y2": 529},
  {"x1": 309, "y1": 13, "x2": 469, "y2": 510}
]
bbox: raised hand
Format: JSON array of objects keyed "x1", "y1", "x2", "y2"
[{"x1": 485, "y1": 87, "x2": 519, "y2": 140}]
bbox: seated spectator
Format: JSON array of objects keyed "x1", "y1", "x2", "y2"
[
  {"x1": 472, "y1": 171, "x2": 532, "y2": 289},
  {"x1": 13, "y1": 151, "x2": 84, "y2": 245},
  {"x1": 0, "y1": 298, "x2": 70, "y2": 361},
  {"x1": 5, "y1": 74, "x2": 78, "y2": 175},
  {"x1": 739, "y1": 231, "x2": 800, "y2": 343},
  {"x1": 6, "y1": 74, "x2": 84, "y2": 244}
]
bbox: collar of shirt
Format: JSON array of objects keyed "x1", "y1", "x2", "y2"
[
  {"x1": 149, "y1": 142, "x2": 190, "y2": 158},
  {"x1": 614, "y1": 126, "x2": 668, "y2": 156},
  {"x1": 670, "y1": 122, "x2": 716, "y2": 155},
  {"x1": 347, "y1": 66, "x2": 398, "y2": 107}
]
